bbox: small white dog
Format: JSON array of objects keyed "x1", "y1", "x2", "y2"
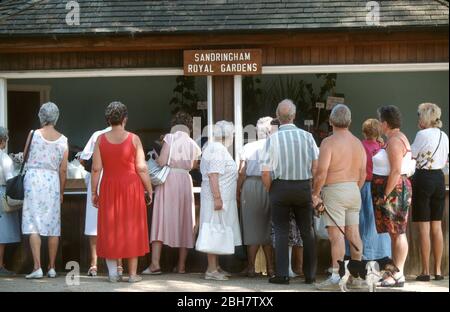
[{"x1": 338, "y1": 260, "x2": 381, "y2": 292}]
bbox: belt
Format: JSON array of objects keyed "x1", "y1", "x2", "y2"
[{"x1": 171, "y1": 168, "x2": 189, "y2": 174}]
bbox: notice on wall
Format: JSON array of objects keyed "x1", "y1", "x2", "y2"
[
  {"x1": 326, "y1": 96, "x2": 345, "y2": 110},
  {"x1": 183, "y1": 49, "x2": 262, "y2": 76}
]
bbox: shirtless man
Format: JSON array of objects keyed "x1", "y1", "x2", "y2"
[{"x1": 312, "y1": 104, "x2": 367, "y2": 290}]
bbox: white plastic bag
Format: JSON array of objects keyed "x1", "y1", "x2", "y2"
[
  {"x1": 196, "y1": 211, "x2": 234, "y2": 255},
  {"x1": 67, "y1": 159, "x2": 87, "y2": 179},
  {"x1": 314, "y1": 215, "x2": 329, "y2": 240}
]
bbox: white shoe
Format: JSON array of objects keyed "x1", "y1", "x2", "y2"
[
  {"x1": 217, "y1": 267, "x2": 232, "y2": 277},
  {"x1": 26, "y1": 268, "x2": 43, "y2": 279},
  {"x1": 316, "y1": 275, "x2": 341, "y2": 291},
  {"x1": 205, "y1": 271, "x2": 229, "y2": 281},
  {"x1": 289, "y1": 269, "x2": 298, "y2": 278},
  {"x1": 108, "y1": 275, "x2": 121, "y2": 283},
  {"x1": 128, "y1": 275, "x2": 143, "y2": 283},
  {"x1": 47, "y1": 268, "x2": 57, "y2": 278}
]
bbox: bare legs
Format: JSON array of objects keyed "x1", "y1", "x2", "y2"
[
  {"x1": 262, "y1": 245, "x2": 274, "y2": 276},
  {"x1": 149, "y1": 241, "x2": 188, "y2": 273},
  {"x1": 88, "y1": 236, "x2": 98, "y2": 268},
  {"x1": 431, "y1": 221, "x2": 443, "y2": 276},
  {"x1": 29, "y1": 234, "x2": 41, "y2": 271},
  {"x1": 327, "y1": 225, "x2": 362, "y2": 270},
  {"x1": 48, "y1": 237, "x2": 59, "y2": 270},
  {"x1": 28, "y1": 234, "x2": 59, "y2": 272},
  {"x1": 390, "y1": 233, "x2": 409, "y2": 275},
  {"x1": 128, "y1": 257, "x2": 138, "y2": 277},
  {"x1": 417, "y1": 221, "x2": 443, "y2": 276},
  {"x1": 207, "y1": 254, "x2": 219, "y2": 272}
]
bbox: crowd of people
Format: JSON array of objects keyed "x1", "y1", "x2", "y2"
[{"x1": 0, "y1": 99, "x2": 448, "y2": 290}]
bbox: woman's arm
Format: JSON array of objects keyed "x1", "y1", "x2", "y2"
[
  {"x1": 384, "y1": 137, "x2": 404, "y2": 197},
  {"x1": 208, "y1": 173, "x2": 223, "y2": 211},
  {"x1": 236, "y1": 160, "x2": 246, "y2": 204},
  {"x1": 133, "y1": 134, "x2": 153, "y2": 200},
  {"x1": 156, "y1": 136, "x2": 170, "y2": 167},
  {"x1": 91, "y1": 139, "x2": 103, "y2": 208},
  {"x1": 22, "y1": 130, "x2": 34, "y2": 158},
  {"x1": 358, "y1": 144, "x2": 367, "y2": 189},
  {"x1": 59, "y1": 148, "x2": 68, "y2": 204}
]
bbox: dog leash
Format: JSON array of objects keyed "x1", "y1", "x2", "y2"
[{"x1": 315, "y1": 202, "x2": 360, "y2": 252}]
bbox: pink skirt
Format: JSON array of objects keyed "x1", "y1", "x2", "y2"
[{"x1": 150, "y1": 170, "x2": 196, "y2": 248}]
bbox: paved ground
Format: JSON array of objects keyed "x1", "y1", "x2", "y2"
[{"x1": 0, "y1": 273, "x2": 448, "y2": 292}]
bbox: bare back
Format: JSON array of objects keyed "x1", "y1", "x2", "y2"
[{"x1": 322, "y1": 130, "x2": 366, "y2": 185}]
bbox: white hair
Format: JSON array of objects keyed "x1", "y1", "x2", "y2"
[
  {"x1": 276, "y1": 99, "x2": 296, "y2": 123},
  {"x1": 330, "y1": 104, "x2": 351, "y2": 128},
  {"x1": 256, "y1": 116, "x2": 273, "y2": 139},
  {"x1": 0, "y1": 126, "x2": 8, "y2": 144},
  {"x1": 418, "y1": 102, "x2": 442, "y2": 129},
  {"x1": 213, "y1": 120, "x2": 235, "y2": 140},
  {"x1": 39, "y1": 102, "x2": 60, "y2": 126}
]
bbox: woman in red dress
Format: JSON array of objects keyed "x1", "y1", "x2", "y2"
[{"x1": 91, "y1": 101, "x2": 152, "y2": 283}]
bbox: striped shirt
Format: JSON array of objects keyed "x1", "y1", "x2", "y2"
[{"x1": 260, "y1": 124, "x2": 319, "y2": 180}]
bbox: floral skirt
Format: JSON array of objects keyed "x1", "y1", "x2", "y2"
[{"x1": 371, "y1": 174, "x2": 412, "y2": 235}]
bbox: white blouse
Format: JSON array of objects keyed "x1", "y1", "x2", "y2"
[
  {"x1": 200, "y1": 141, "x2": 237, "y2": 201},
  {"x1": 0, "y1": 150, "x2": 14, "y2": 185},
  {"x1": 411, "y1": 128, "x2": 449, "y2": 170}
]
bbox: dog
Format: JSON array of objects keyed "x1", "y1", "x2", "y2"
[{"x1": 338, "y1": 258, "x2": 398, "y2": 292}]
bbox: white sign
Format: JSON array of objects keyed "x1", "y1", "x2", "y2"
[
  {"x1": 304, "y1": 120, "x2": 314, "y2": 126},
  {"x1": 326, "y1": 96, "x2": 345, "y2": 110},
  {"x1": 316, "y1": 102, "x2": 325, "y2": 109},
  {"x1": 197, "y1": 101, "x2": 207, "y2": 110}
]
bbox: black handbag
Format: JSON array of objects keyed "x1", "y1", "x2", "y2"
[{"x1": 6, "y1": 130, "x2": 35, "y2": 200}]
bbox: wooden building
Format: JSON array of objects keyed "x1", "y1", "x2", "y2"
[{"x1": 0, "y1": 0, "x2": 448, "y2": 276}]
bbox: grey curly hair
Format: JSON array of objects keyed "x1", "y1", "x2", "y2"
[
  {"x1": 38, "y1": 102, "x2": 60, "y2": 126},
  {"x1": 105, "y1": 101, "x2": 128, "y2": 126},
  {"x1": 0, "y1": 127, "x2": 8, "y2": 144}
]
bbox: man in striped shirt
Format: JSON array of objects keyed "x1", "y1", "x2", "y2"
[{"x1": 261, "y1": 99, "x2": 319, "y2": 285}]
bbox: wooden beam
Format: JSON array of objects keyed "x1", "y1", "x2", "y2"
[{"x1": 0, "y1": 29, "x2": 447, "y2": 53}]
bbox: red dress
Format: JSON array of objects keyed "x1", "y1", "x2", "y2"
[{"x1": 97, "y1": 133, "x2": 149, "y2": 259}]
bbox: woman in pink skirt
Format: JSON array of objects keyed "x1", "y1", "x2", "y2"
[{"x1": 143, "y1": 112, "x2": 201, "y2": 274}]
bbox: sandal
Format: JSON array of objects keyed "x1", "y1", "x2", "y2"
[
  {"x1": 87, "y1": 266, "x2": 97, "y2": 277},
  {"x1": 117, "y1": 266, "x2": 124, "y2": 277},
  {"x1": 434, "y1": 275, "x2": 444, "y2": 281},
  {"x1": 415, "y1": 274, "x2": 430, "y2": 282},
  {"x1": 378, "y1": 273, "x2": 405, "y2": 288},
  {"x1": 142, "y1": 266, "x2": 162, "y2": 275}
]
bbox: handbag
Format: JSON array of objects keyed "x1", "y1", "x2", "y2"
[
  {"x1": 1, "y1": 195, "x2": 23, "y2": 213},
  {"x1": 418, "y1": 131, "x2": 442, "y2": 169},
  {"x1": 5, "y1": 130, "x2": 35, "y2": 201},
  {"x1": 195, "y1": 211, "x2": 235, "y2": 255},
  {"x1": 147, "y1": 135, "x2": 173, "y2": 186}
]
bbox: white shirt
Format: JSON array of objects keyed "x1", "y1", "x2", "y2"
[
  {"x1": 240, "y1": 139, "x2": 266, "y2": 177},
  {"x1": 0, "y1": 150, "x2": 14, "y2": 185},
  {"x1": 411, "y1": 128, "x2": 449, "y2": 170},
  {"x1": 79, "y1": 127, "x2": 112, "y2": 160}
]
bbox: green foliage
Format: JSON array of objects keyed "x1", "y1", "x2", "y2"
[
  {"x1": 243, "y1": 74, "x2": 337, "y2": 127},
  {"x1": 169, "y1": 76, "x2": 200, "y2": 116}
]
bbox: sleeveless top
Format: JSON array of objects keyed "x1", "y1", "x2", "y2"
[{"x1": 372, "y1": 136, "x2": 415, "y2": 176}]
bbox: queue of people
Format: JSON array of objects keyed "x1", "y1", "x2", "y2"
[{"x1": 0, "y1": 99, "x2": 447, "y2": 289}]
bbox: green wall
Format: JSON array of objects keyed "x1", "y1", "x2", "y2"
[
  {"x1": 252, "y1": 71, "x2": 449, "y2": 142},
  {"x1": 9, "y1": 71, "x2": 448, "y2": 150},
  {"x1": 10, "y1": 76, "x2": 207, "y2": 149}
]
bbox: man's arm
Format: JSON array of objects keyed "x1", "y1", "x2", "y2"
[{"x1": 312, "y1": 140, "x2": 332, "y2": 199}]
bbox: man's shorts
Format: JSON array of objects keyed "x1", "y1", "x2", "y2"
[{"x1": 322, "y1": 182, "x2": 361, "y2": 227}]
